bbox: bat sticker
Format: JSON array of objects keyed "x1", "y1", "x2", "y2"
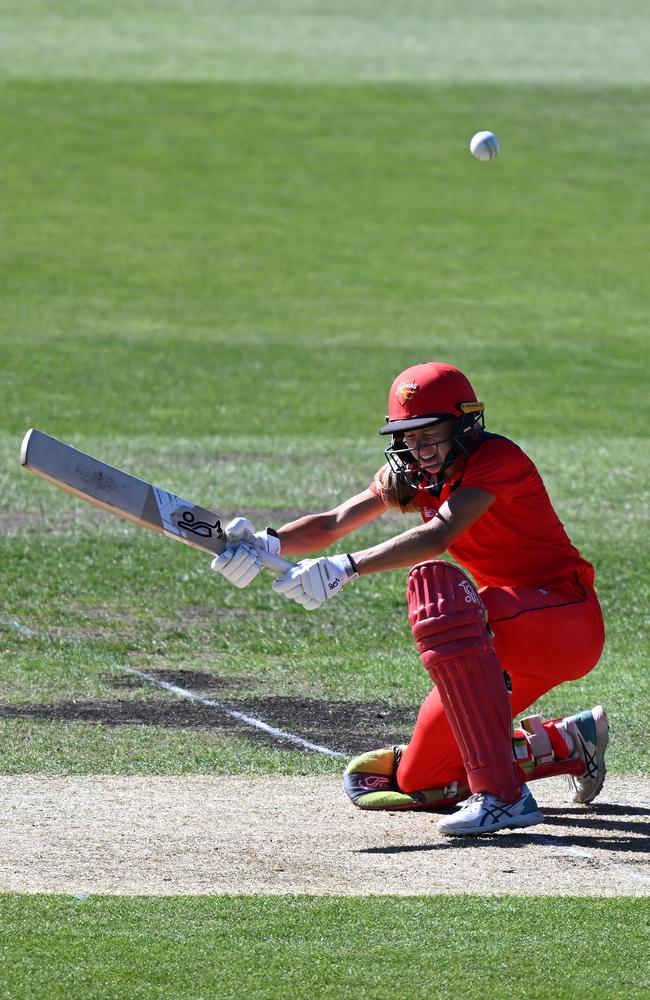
[{"x1": 175, "y1": 510, "x2": 224, "y2": 539}]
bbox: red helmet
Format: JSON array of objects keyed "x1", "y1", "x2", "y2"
[{"x1": 379, "y1": 362, "x2": 483, "y2": 436}]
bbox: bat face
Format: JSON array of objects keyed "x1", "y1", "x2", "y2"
[{"x1": 20, "y1": 429, "x2": 228, "y2": 556}]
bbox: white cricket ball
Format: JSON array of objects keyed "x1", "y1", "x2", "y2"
[{"x1": 469, "y1": 131, "x2": 500, "y2": 161}]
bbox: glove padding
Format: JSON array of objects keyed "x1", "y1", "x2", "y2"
[
  {"x1": 211, "y1": 518, "x2": 281, "y2": 589},
  {"x1": 272, "y1": 554, "x2": 359, "y2": 610}
]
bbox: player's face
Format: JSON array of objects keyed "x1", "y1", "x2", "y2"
[{"x1": 403, "y1": 422, "x2": 455, "y2": 475}]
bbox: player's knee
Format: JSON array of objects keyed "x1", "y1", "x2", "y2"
[
  {"x1": 395, "y1": 750, "x2": 423, "y2": 794},
  {"x1": 407, "y1": 560, "x2": 492, "y2": 676}
]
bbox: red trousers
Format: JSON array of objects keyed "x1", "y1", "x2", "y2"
[{"x1": 396, "y1": 576, "x2": 605, "y2": 794}]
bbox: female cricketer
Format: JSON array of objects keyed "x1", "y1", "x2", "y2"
[{"x1": 212, "y1": 362, "x2": 608, "y2": 836}]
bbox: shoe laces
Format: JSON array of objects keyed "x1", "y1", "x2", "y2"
[{"x1": 460, "y1": 792, "x2": 489, "y2": 808}]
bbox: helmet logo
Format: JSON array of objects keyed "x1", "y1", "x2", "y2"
[{"x1": 396, "y1": 381, "x2": 419, "y2": 406}]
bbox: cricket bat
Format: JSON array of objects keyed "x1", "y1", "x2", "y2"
[{"x1": 20, "y1": 429, "x2": 293, "y2": 574}]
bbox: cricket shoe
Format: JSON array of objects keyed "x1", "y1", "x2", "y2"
[
  {"x1": 561, "y1": 705, "x2": 609, "y2": 804},
  {"x1": 437, "y1": 784, "x2": 543, "y2": 837},
  {"x1": 343, "y1": 746, "x2": 467, "y2": 811}
]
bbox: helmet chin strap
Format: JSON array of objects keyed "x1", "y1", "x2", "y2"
[
  {"x1": 430, "y1": 411, "x2": 484, "y2": 487},
  {"x1": 393, "y1": 451, "x2": 459, "y2": 495},
  {"x1": 431, "y1": 441, "x2": 467, "y2": 486},
  {"x1": 416, "y1": 452, "x2": 462, "y2": 495}
]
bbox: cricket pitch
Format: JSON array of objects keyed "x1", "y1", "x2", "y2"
[{"x1": 1, "y1": 775, "x2": 648, "y2": 897}]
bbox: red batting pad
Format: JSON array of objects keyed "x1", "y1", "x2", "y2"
[{"x1": 408, "y1": 560, "x2": 522, "y2": 802}]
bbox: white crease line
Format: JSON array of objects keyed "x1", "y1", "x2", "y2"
[
  {"x1": 0, "y1": 614, "x2": 347, "y2": 760},
  {"x1": 0, "y1": 615, "x2": 41, "y2": 639},
  {"x1": 557, "y1": 846, "x2": 650, "y2": 886},
  {"x1": 121, "y1": 664, "x2": 346, "y2": 758}
]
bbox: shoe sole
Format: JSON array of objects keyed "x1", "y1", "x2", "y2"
[
  {"x1": 439, "y1": 809, "x2": 544, "y2": 837},
  {"x1": 571, "y1": 705, "x2": 609, "y2": 805}
]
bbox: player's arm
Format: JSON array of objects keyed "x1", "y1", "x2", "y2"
[
  {"x1": 352, "y1": 487, "x2": 495, "y2": 574},
  {"x1": 272, "y1": 487, "x2": 495, "y2": 609},
  {"x1": 211, "y1": 489, "x2": 385, "y2": 588},
  {"x1": 277, "y1": 489, "x2": 386, "y2": 556}
]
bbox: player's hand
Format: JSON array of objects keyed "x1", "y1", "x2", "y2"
[
  {"x1": 211, "y1": 518, "x2": 281, "y2": 589},
  {"x1": 272, "y1": 554, "x2": 359, "y2": 610},
  {"x1": 223, "y1": 517, "x2": 256, "y2": 545}
]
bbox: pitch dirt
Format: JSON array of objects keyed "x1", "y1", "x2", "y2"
[{"x1": 1, "y1": 775, "x2": 648, "y2": 897}]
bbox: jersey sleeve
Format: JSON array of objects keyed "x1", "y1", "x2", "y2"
[{"x1": 459, "y1": 438, "x2": 535, "y2": 503}]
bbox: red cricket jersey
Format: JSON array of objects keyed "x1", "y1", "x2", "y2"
[{"x1": 371, "y1": 433, "x2": 595, "y2": 594}]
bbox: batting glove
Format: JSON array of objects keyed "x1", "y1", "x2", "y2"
[
  {"x1": 211, "y1": 518, "x2": 281, "y2": 589},
  {"x1": 272, "y1": 554, "x2": 359, "y2": 610}
]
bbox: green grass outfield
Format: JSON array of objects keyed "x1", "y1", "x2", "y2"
[
  {"x1": 1, "y1": 1, "x2": 649, "y2": 996},
  {"x1": 1, "y1": 896, "x2": 649, "y2": 1000}
]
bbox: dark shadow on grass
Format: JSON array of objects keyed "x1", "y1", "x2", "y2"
[{"x1": 0, "y1": 683, "x2": 418, "y2": 756}]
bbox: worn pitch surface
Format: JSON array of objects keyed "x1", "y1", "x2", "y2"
[{"x1": 2, "y1": 775, "x2": 648, "y2": 897}]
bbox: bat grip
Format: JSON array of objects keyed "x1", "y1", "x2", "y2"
[{"x1": 257, "y1": 549, "x2": 295, "y2": 575}]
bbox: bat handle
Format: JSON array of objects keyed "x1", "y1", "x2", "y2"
[{"x1": 258, "y1": 550, "x2": 295, "y2": 575}]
